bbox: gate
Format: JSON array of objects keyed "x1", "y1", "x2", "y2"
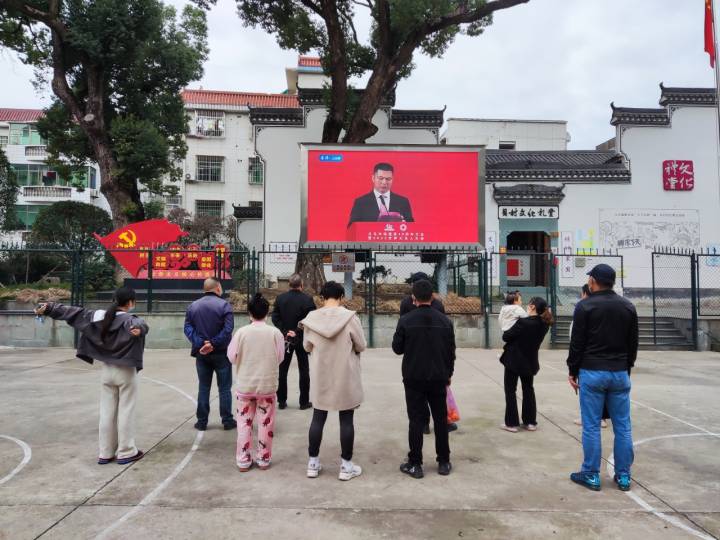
[{"x1": 651, "y1": 249, "x2": 697, "y2": 349}]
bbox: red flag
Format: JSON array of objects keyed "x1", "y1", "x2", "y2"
[{"x1": 706, "y1": 0, "x2": 716, "y2": 67}]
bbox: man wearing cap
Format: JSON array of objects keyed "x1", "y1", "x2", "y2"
[{"x1": 567, "y1": 264, "x2": 639, "y2": 492}]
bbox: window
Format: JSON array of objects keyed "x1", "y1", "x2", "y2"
[
  {"x1": 195, "y1": 155, "x2": 224, "y2": 182},
  {"x1": 196, "y1": 200, "x2": 223, "y2": 217},
  {"x1": 14, "y1": 204, "x2": 49, "y2": 230},
  {"x1": 165, "y1": 194, "x2": 182, "y2": 211},
  {"x1": 195, "y1": 110, "x2": 225, "y2": 137},
  {"x1": 249, "y1": 201, "x2": 263, "y2": 208},
  {"x1": 248, "y1": 156, "x2": 264, "y2": 185},
  {"x1": 10, "y1": 164, "x2": 67, "y2": 187},
  {"x1": 499, "y1": 141, "x2": 516, "y2": 150},
  {"x1": 0, "y1": 135, "x2": 8, "y2": 148},
  {"x1": 9, "y1": 123, "x2": 44, "y2": 145}
]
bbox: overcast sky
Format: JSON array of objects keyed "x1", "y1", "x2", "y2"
[{"x1": 0, "y1": 0, "x2": 715, "y2": 149}]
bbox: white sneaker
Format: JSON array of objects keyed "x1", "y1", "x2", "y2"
[
  {"x1": 307, "y1": 461, "x2": 322, "y2": 478},
  {"x1": 574, "y1": 418, "x2": 582, "y2": 426},
  {"x1": 601, "y1": 419, "x2": 608, "y2": 428},
  {"x1": 338, "y1": 463, "x2": 362, "y2": 481},
  {"x1": 500, "y1": 424, "x2": 518, "y2": 433}
]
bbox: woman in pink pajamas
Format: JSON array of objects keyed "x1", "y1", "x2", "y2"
[{"x1": 228, "y1": 293, "x2": 285, "y2": 471}]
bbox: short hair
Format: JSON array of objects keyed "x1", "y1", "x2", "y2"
[
  {"x1": 581, "y1": 284, "x2": 591, "y2": 297},
  {"x1": 288, "y1": 274, "x2": 303, "y2": 289},
  {"x1": 412, "y1": 279, "x2": 433, "y2": 302},
  {"x1": 248, "y1": 293, "x2": 270, "y2": 319},
  {"x1": 373, "y1": 162, "x2": 394, "y2": 175},
  {"x1": 504, "y1": 290, "x2": 521, "y2": 305},
  {"x1": 320, "y1": 281, "x2": 344, "y2": 300},
  {"x1": 203, "y1": 277, "x2": 220, "y2": 292}
]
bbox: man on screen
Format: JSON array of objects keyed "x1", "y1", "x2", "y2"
[{"x1": 347, "y1": 162, "x2": 415, "y2": 227}]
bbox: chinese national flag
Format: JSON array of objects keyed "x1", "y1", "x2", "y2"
[{"x1": 706, "y1": 0, "x2": 716, "y2": 67}]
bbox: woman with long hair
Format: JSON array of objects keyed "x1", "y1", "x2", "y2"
[
  {"x1": 35, "y1": 287, "x2": 148, "y2": 464},
  {"x1": 499, "y1": 296, "x2": 553, "y2": 433}
]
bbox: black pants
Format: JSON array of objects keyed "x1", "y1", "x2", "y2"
[
  {"x1": 308, "y1": 408, "x2": 354, "y2": 461},
  {"x1": 504, "y1": 368, "x2": 537, "y2": 427},
  {"x1": 277, "y1": 344, "x2": 310, "y2": 406},
  {"x1": 404, "y1": 380, "x2": 450, "y2": 465}
]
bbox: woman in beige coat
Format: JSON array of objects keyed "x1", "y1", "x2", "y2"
[{"x1": 301, "y1": 281, "x2": 366, "y2": 481}]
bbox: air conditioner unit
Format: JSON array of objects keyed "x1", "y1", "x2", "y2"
[
  {"x1": 185, "y1": 173, "x2": 197, "y2": 183},
  {"x1": 89, "y1": 189, "x2": 99, "y2": 199}
]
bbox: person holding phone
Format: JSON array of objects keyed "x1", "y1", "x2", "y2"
[{"x1": 35, "y1": 287, "x2": 148, "y2": 465}]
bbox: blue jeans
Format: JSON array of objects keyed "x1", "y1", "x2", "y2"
[
  {"x1": 579, "y1": 369, "x2": 634, "y2": 476},
  {"x1": 195, "y1": 353, "x2": 234, "y2": 426}
]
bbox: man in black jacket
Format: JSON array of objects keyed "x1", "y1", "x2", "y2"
[
  {"x1": 567, "y1": 264, "x2": 639, "y2": 492},
  {"x1": 392, "y1": 279, "x2": 455, "y2": 479},
  {"x1": 347, "y1": 162, "x2": 414, "y2": 227},
  {"x1": 272, "y1": 274, "x2": 317, "y2": 410}
]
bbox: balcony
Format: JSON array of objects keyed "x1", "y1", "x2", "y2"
[
  {"x1": 24, "y1": 146, "x2": 48, "y2": 160},
  {"x1": 22, "y1": 186, "x2": 72, "y2": 201}
]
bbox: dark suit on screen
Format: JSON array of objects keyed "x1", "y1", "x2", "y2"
[{"x1": 347, "y1": 191, "x2": 414, "y2": 227}]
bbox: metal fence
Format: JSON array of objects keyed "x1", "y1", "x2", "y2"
[{"x1": 697, "y1": 251, "x2": 720, "y2": 316}]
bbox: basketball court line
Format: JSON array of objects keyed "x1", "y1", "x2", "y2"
[{"x1": 0, "y1": 435, "x2": 32, "y2": 486}]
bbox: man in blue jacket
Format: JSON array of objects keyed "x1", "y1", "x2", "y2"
[{"x1": 184, "y1": 277, "x2": 236, "y2": 431}]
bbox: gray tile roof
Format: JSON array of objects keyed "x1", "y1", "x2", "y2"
[{"x1": 485, "y1": 150, "x2": 630, "y2": 183}]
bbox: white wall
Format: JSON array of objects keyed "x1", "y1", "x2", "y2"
[
  {"x1": 443, "y1": 119, "x2": 568, "y2": 150},
  {"x1": 484, "y1": 105, "x2": 720, "y2": 289}
]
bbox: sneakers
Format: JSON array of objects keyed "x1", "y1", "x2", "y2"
[
  {"x1": 307, "y1": 460, "x2": 322, "y2": 478},
  {"x1": 447, "y1": 423, "x2": 458, "y2": 433},
  {"x1": 97, "y1": 456, "x2": 115, "y2": 465},
  {"x1": 400, "y1": 462, "x2": 424, "y2": 479},
  {"x1": 574, "y1": 418, "x2": 582, "y2": 426},
  {"x1": 223, "y1": 421, "x2": 237, "y2": 431},
  {"x1": 299, "y1": 402, "x2": 313, "y2": 410},
  {"x1": 117, "y1": 450, "x2": 144, "y2": 465},
  {"x1": 278, "y1": 402, "x2": 287, "y2": 410},
  {"x1": 500, "y1": 424, "x2": 518, "y2": 433},
  {"x1": 338, "y1": 463, "x2": 362, "y2": 481},
  {"x1": 423, "y1": 424, "x2": 431, "y2": 435},
  {"x1": 601, "y1": 419, "x2": 608, "y2": 429},
  {"x1": 570, "y1": 471, "x2": 601, "y2": 491},
  {"x1": 614, "y1": 473, "x2": 631, "y2": 491},
  {"x1": 237, "y1": 462, "x2": 253, "y2": 472},
  {"x1": 438, "y1": 462, "x2": 452, "y2": 476},
  {"x1": 523, "y1": 424, "x2": 538, "y2": 432},
  {"x1": 194, "y1": 421, "x2": 207, "y2": 431},
  {"x1": 256, "y1": 460, "x2": 271, "y2": 471}
]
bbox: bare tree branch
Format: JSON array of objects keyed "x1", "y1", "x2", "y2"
[
  {"x1": 351, "y1": 0, "x2": 372, "y2": 9},
  {"x1": 339, "y1": 8, "x2": 359, "y2": 46},
  {"x1": 298, "y1": 0, "x2": 323, "y2": 16}
]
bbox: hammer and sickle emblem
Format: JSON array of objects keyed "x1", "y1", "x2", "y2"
[{"x1": 118, "y1": 229, "x2": 137, "y2": 247}]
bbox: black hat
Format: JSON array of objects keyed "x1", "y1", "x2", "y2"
[
  {"x1": 409, "y1": 272, "x2": 430, "y2": 283},
  {"x1": 587, "y1": 263, "x2": 616, "y2": 285}
]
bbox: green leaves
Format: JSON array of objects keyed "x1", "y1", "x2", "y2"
[
  {"x1": 0, "y1": 148, "x2": 19, "y2": 231},
  {"x1": 30, "y1": 201, "x2": 113, "y2": 251}
]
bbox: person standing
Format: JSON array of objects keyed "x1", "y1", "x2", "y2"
[
  {"x1": 301, "y1": 281, "x2": 366, "y2": 481},
  {"x1": 499, "y1": 297, "x2": 553, "y2": 433},
  {"x1": 392, "y1": 279, "x2": 456, "y2": 479},
  {"x1": 184, "y1": 277, "x2": 236, "y2": 431},
  {"x1": 568, "y1": 264, "x2": 639, "y2": 492},
  {"x1": 35, "y1": 287, "x2": 148, "y2": 465},
  {"x1": 272, "y1": 274, "x2": 317, "y2": 410},
  {"x1": 227, "y1": 293, "x2": 284, "y2": 471}
]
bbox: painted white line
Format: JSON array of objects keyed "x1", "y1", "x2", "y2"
[
  {"x1": 95, "y1": 376, "x2": 201, "y2": 539},
  {"x1": 0, "y1": 435, "x2": 32, "y2": 486},
  {"x1": 95, "y1": 430, "x2": 204, "y2": 540},
  {"x1": 142, "y1": 376, "x2": 197, "y2": 406},
  {"x1": 607, "y1": 433, "x2": 719, "y2": 540}
]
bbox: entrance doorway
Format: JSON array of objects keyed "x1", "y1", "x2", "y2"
[{"x1": 506, "y1": 231, "x2": 551, "y2": 287}]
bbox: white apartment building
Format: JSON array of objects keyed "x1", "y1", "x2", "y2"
[
  {"x1": 0, "y1": 108, "x2": 107, "y2": 241},
  {"x1": 442, "y1": 118, "x2": 569, "y2": 150}
]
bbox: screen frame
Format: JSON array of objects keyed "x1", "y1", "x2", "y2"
[{"x1": 299, "y1": 143, "x2": 485, "y2": 251}]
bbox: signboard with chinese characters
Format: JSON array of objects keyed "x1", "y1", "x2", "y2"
[
  {"x1": 331, "y1": 252, "x2": 356, "y2": 273},
  {"x1": 560, "y1": 231, "x2": 575, "y2": 278},
  {"x1": 268, "y1": 242, "x2": 298, "y2": 263},
  {"x1": 599, "y1": 209, "x2": 700, "y2": 251},
  {"x1": 498, "y1": 206, "x2": 559, "y2": 219},
  {"x1": 663, "y1": 160, "x2": 694, "y2": 191}
]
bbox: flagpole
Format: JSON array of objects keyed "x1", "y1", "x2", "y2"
[{"x1": 713, "y1": 0, "x2": 720, "y2": 204}]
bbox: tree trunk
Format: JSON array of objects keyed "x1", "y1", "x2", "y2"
[
  {"x1": 320, "y1": 0, "x2": 348, "y2": 144},
  {"x1": 343, "y1": 59, "x2": 395, "y2": 143},
  {"x1": 95, "y1": 145, "x2": 142, "y2": 229},
  {"x1": 294, "y1": 251, "x2": 326, "y2": 294}
]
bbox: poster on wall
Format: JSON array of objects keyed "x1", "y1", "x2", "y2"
[
  {"x1": 599, "y1": 209, "x2": 700, "y2": 251},
  {"x1": 301, "y1": 145, "x2": 484, "y2": 247},
  {"x1": 486, "y1": 231, "x2": 499, "y2": 281}
]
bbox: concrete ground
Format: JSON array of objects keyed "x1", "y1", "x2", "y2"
[{"x1": 0, "y1": 347, "x2": 718, "y2": 540}]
